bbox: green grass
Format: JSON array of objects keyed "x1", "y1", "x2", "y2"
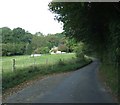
[
  {"x1": 2, "y1": 53, "x2": 92, "y2": 92},
  {"x1": 2, "y1": 53, "x2": 75, "y2": 73},
  {"x1": 99, "y1": 63, "x2": 118, "y2": 99}
]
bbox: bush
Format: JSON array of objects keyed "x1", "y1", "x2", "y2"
[
  {"x1": 2, "y1": 43, "x2": 26, "y2": 56},
  {"x1": 58, "y1": 44, "x2": 68, "y2": 52},
  {"x1": 58, "y1": 59, "x2": 66, "y2": 66},
  {"x1": 34, "y1": 47, "x2": 50, "y2": 54},
  {"x1": 74, "y1": 42, "x2": 85, "y2": 60}
]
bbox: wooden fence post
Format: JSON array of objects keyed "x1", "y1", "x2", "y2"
[
  {"x1": 33, "y1": 55, "x2": 35, "y2": 70},
  {"x1": 46, "y1": 59, "x2": 48, "y2": 65},
  {"x1": 12, "y1": 59, "x2": 16, "y2": 72}
]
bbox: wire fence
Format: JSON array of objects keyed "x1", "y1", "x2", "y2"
[{"x1": 2, "y1": 54, "x2": 74, "y2": 73}]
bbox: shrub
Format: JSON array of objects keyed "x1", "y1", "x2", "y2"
[
  {"x1": 34, "y1": 47, "x2": 50, "y2": 54},
  {"x1": 58, "y1": 44, "x2": 68, "y2": 52},
  {"x1": 2, "y1": 43, "x2": 26, "y2": 56},
  {"x1": 74, "y1": 42, "x2": 85, "y2": 60},
  {"x1": 58, "y1": 59, "x2": 66, "y2": 66}
]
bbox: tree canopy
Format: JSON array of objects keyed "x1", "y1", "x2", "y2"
[
  {"x1": 49, "y1": 2, "x2": 120, "y2": 66},
  {"x1": 1, "y1": 27, "x2": 76, "y2": 56}
]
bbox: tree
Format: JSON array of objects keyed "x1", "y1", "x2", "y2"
[
  {"x1": 12, "y1": 27, "x2": 32, "y2": 43},
  {"x1": 12, "y1": 27, "x2": 26, "y2": 43},
  {"x1": 1, "y1": 27, "x2": 13, "y2": 43},
  {"x1": 49, "y1": 3, "x2": 120, "y2": 98},
  {"x1": 34, "y1": 47, "x2": 50, "y2": 54},
  {"x1": 58, "y1": 44, "x2": 68, "y2": 52},
  {"x1": 1, "y1": 27, "x2": 33, "y2": 55},
  {"x1": 49, "y1": 2, "x2": 120, "y2": 64},
  {"x1": 46, "y1": 34, "x2": 59, "y2": 49},
  {"x1": 2, "y1": 43, "x2": 26, "y2": 56},
  {"x1": 35, "y1": 32, "x2": 44, "y2": 36},
  {"x1": 31, "y1": 35, "x2": 47, "y2": 50}
]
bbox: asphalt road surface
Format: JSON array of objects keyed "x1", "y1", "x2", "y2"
[{"x1": 4, "y1": 59, "x2": 117, "y2": 103}]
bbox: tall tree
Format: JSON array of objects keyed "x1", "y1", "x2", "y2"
[
  {"x1": 49, "y1": 2, "x2": 120, "y2": 63},
  {"x1": 1, "y1": 27, "x2": 13, "y2": 43}
]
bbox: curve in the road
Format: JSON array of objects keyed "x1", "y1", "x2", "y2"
[{"x1": 4, "y1": 60, "x2": 117, "y2": 103}]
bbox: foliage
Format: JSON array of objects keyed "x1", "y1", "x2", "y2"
[
  {"x1": 1, "y1": 27, "x2": 13, "y2": 43},
  {"x1": 46, "y1": 34, "x2": 59, "y2": 48},
  {"x1": 34, "y1": 47, "x2": 50, "y2": 54},
  {"x1": 48, "y1": 2, "x2": 120, "y2": 64},
  {"x1": 65, "y1": 38, "x2": 77, "y2": 52},
  {"x1": 99, "y1": 62, "x2": 118, "y2": 97},
  {"x1": 1, "y1": 27, "x2": 33, "y2": 56},
  {"x1": 58, "y1": 44, "x2": 68, "y2": 52},
  {"x1": 74, "y1": 42, "x2": 86, "y2": 60},
  {"x1": 31, "y1": 35, "x2": 47, "y2": 50},
  {"x1": 2, "y1": 43, "x2": 26, "y2": 56},
  {"x1": 58, "y1": 58, "x2": 65, "y2": 66},
  {"x1": 1, "y1": 26, "x2": 78, "y2": 56},
  {"x1": 1, "y1": 27, "x2": 32, "y2": 44}
]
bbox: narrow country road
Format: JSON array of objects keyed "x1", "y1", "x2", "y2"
[{"x1": 4, "y1": 59, "x2": 116, "y2": 103}]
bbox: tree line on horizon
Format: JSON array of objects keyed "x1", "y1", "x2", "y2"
[{"x1": 1, "y1": 27, "x2": 79, "y2": 56}]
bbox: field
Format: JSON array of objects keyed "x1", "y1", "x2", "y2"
[
  {"x1": 2, "y1": 53, "x2": 92, "y2": 91},
  {"x1": 2, "y1": 53, "x2": 75, "y2": 73}
]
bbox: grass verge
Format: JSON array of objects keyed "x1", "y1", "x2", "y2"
[
  {"x1": 99, "y1": 63, "x2": 118, "y2": 102},
  {"x1": 2, "y1": 57, "x2": 92, "y2": 93}
]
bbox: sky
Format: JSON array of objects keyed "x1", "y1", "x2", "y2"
[{"x1": 0, "y1": 0, "x2": 63, "y2": 35}]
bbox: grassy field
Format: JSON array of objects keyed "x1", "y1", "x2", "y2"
[
  {"x1": 2, "y1": 53, "x2": 92, "y2": 92},
  {"x1": 2, "y1": 53, "x2": 75, "y2": 73}
]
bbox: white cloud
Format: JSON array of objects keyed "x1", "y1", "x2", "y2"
[{"x1": 0, "y1": 0, "x2": 63, "y2": 35}]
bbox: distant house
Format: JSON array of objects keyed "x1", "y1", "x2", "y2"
[
  {"x1": 31, "y1": 54, "x2": 41, "y2": 57},
  {"x1": 61, "y1": 52, "x2": 66, "y2": 54},
  {"x1": 56, "y1": 51, "x2": 61, "y2": 54},
  {"x1": 49, "y1": 46, "x2": 58, "y2": 54},
  {"x1": 50, "y1": 52, "x2": 55, "y2": 54},
  {"x1": 49, "y1": 46, "x2": 66, "y2": 54}
]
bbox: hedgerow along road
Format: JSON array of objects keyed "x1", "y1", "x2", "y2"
[{"x1": 4, "y1": 59, "x2": 117, "y2": 103}]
